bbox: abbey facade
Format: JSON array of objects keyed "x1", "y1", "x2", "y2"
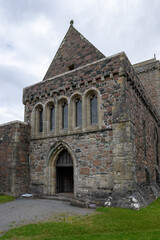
[{"x1": 0, "y1": 22, "x2": 160, "y2": 209}]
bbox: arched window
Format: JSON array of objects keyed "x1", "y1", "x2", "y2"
[
  {"x1": 33, "y1": 104, "x2": 44, "y2": 135},
  {"x1": 90, "y1": 95, "x2": 98, "y2": 125},
  {"x1": 50, "y1": 106, "x2": 55, "y2": 131},
  {"x1": 39, "y1": 107, "x2": 43, "y2": 133},
  {"x1": 57, "y1": 98, "x2": 69, "y2": 132},
  {"x1": 85, "y1": 89, "x2": 100, "y2": 129},
  {"x1": 76, "y1": 99, "x2": 82, "y2": 127},
  {"x1": 70, "y1": 93, "x2": 82, "y2": 131},
  {"x1": 62, "y1": 102, "x2": 68, "y2": 129}
]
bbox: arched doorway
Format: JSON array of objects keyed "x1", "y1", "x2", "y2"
[{"x1": 56, "y1": 150, "x2": 74, "y2": 193}]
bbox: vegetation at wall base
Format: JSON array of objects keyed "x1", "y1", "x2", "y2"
[
  {"x1": 1, "y1": 197, "x2": 160, "y2": 240},
  {"x1": 0, "y1": 195, "x2": 14, "y2": 204}
]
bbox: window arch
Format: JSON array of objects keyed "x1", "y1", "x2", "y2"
[
  {"x1": 62, "y1": 102, "x2": 68, "y2": 129},
  {"x1": 46, "y1": 101, "x2": 55, "y2": 132},
  {"x1": 58, "y1": 97, "x2": 69, "y2": 131},
  {"x1": 70, "y1": 93, "x2": 82, "y2": 130},
  {"x1": 50, "y1": 106, "x2": 55, "y2": 131},
  {"x1": 34, "y1": 104, "x2": 43, "y2": 134},
  {"x1": 39, "y1": 108, "x2": 43, "y2": 132},
  {"x1": 84, "y1": 88, "x2": 100, "y2": 129},
  {"x1": 76, "y1": 98, "x2": 82, "y2": 127},
  {"x1": 90, "y1": 95, "x2": 98, "y2": 125}
]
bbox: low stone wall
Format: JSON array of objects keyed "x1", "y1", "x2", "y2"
[{"x1": 0, "y1": 121, "x2": 30, "y2": 197}]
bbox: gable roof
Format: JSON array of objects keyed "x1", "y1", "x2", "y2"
[{"x1": 43, "y1": 22, "x2": 105, "y2": 80}]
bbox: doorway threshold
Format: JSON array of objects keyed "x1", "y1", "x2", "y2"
[{"x1": 42, "y1": 193, "x2": 74, "y2": 202}]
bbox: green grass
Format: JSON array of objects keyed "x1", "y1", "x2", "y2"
[
  {"x1": 1, "y1": 198, "x2": 160, "y2": 239},
  {"x1": 0, "y1": 195, "x2": 14, "y2": 204}
]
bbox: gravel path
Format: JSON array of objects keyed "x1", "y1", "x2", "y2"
[{"x1": 0, "y1": 199, "x2": 94, "y2": 236}]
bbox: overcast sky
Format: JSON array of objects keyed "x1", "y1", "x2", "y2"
[{"x1": 0, "y1": 0, "x2": 160, "y2": 124}]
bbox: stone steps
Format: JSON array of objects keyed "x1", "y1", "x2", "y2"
[{"x1": 42, "y1": 194, "x2": 74, "y2": 202}]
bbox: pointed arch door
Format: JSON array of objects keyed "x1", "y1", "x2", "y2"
[{"x1": 56, "y1": 150, "x2": 74, "y2": 193}]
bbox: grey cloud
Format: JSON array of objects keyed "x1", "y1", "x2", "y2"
[
  {"x1": 0, "y1": 64, "x2": 39, "y2": 124},
  {"x1": 1, "y1": 0, "x2": 160, "y2": 124}
]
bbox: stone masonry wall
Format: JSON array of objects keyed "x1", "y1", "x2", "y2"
[
  {"x1": 43, "y1": 25, "x2": 105, "y2": 80},
  {"x1": 134, "y1": 59, "x2": 160, "y2": 115},
  {"x1": 29, "y1": 131, "x2": 113, "y2": 200},
  {"x1": 125, "y1": 80, "x2": 159, "y2": 182},
  {"x1": 122, "y1": 57, "x2": 160, "y2": 207},
  {"x1": 23, "y1": 53, "x2": 124, "y2": 202},
  {"x1": 0, "y1": 121, "x2": 30, "y2": 197},
  {"x1": 23, "y1": 52, "x2": 160, "y2": 208},
  {"x1": 23, "y1": 53, "x2": 123, "y2": 128}
]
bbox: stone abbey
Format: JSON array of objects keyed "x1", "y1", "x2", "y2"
[{"x1": 1, "y1": 22, "x2": 160, "y2": 209}]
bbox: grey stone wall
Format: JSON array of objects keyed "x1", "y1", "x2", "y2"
[{"x1": 0, "y1": 121, "x2": 30, "y2": 197}]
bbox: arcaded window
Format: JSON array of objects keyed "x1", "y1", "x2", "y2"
[
  {"x1": 76, "y1": 99, "x2": 82, "y2": 127},
  {"x1": 62, "y1": 102, "x2": 68, "y2": 129},
  {"x1": 84, "y1": 88, "x2": 100, "y2": 130},
  {"x1": 57, "y1": 98, "x2": 69, "y2": 132},
  {"x1": 90, "y1": 95, "x2": 98, "y2": 125},
  {"x1": 39, "y1": 107, "x2": 43, "y2": 132},
  {"x1": 33, "y1": 104, "x2": 44, "y2": 135},
  {"x1": 70, "y1": 93, "x2": 82, "y2": 131},
  {"x1": 50, "y1": 106, "x2": 55, "y2": 131}
]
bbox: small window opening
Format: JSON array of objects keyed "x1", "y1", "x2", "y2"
[
  {"x1": 75, "y1": 99, "x2": 82, "y2": 127},
  {"x1": 62, "y1": 102, "x2": 68, "y2": 129},
  {"x1": 50, "y1": 106, "x2": 55, "y2": 131},
  {"x1": 39, "y1": 108, "x2": 43, "y2": 133},
  {"x1": 68, "y1": 64, "x2": 74, "y2": 71},
  {"x1": 90, "y1": 95, "x2": 98, "y2": 125}
]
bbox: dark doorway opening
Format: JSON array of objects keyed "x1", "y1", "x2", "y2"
[
  {"x1": 56, "y1": 150, "x2": 74, "y2": 193},
  {"x1": 56, "y1": 167, "x2": 73, "y2": 193}
]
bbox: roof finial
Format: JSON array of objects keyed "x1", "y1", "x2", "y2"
[{"x1": 70, "y1": 20, "x2": 74, "y2": 26}]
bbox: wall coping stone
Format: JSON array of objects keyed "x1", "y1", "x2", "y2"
[{"x1": 0, "y1": 120, "x2": 28, "y2": 127}]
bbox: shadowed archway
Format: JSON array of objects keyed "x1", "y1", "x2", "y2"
[
  {"x1": 56, "y1": 149, "x2": 73, "y2": 193},
  {"x1": 46, "y1": 141, "x2": 77, "y2": 196}
]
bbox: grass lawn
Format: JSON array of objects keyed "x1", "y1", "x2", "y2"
[
  {"x1": 1, "y1": 197, "x2": 160, "y2": 240},
  {"x1": 0, "y1": 195, "x2": 14, "y2": 204}
]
